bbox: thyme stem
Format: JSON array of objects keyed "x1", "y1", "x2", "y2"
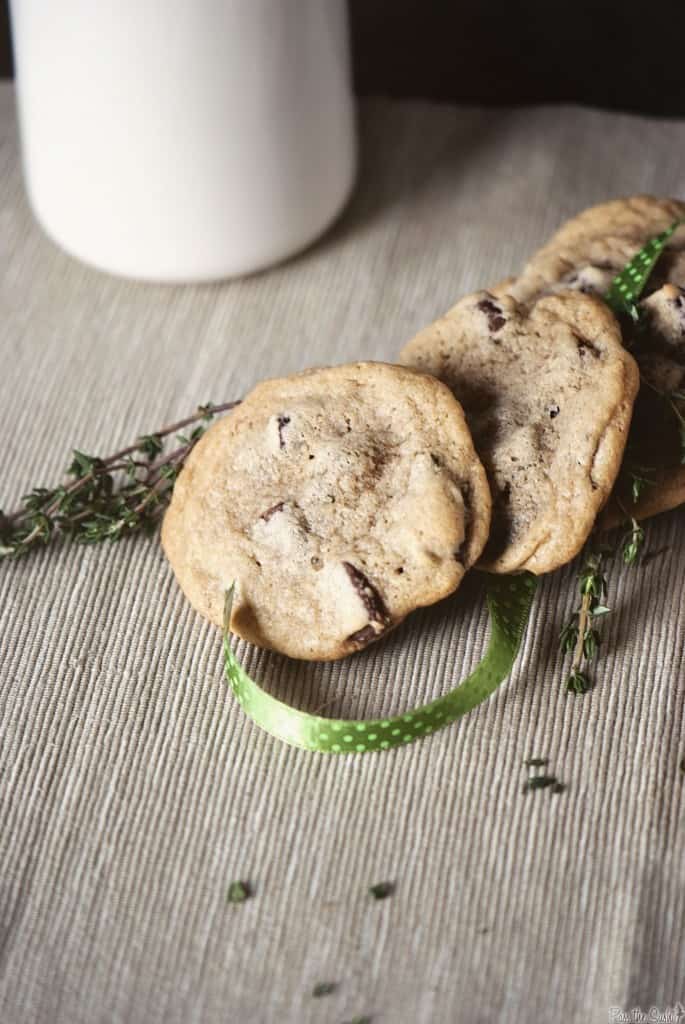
[
  {"x1": 0, "y1": 399, "x2": 241, "y2": 559},
  {"x1": 560, "y1": 551, "x2": 608, "y2": 695},
  {"x1": 571, "y1": 586, "x2": 593, "y2": 676}
]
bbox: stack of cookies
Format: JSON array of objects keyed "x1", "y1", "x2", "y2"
[{"x1": 163, "y1": 195, "x2": 685, "y2": 661}]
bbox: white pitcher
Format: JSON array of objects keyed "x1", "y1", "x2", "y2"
[{"x1": 9, "y1": 0, "x2": 357, "y2": 281}]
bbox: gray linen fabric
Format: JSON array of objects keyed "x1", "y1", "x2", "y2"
[{"x1": 0, "y1": 84, "x2": 683, "y2": 1024}]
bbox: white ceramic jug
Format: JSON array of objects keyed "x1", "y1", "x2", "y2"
[{"x1": 10, "y1": 0, "x2": 356, "y2": 281}]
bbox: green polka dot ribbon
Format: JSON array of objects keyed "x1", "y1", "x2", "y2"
[
  {"x1": 605, "y1": 219, "x2": 683, "y2": 319},
  {"x1": 222, "y1": 573, "x2": 537, "y2": 754}
]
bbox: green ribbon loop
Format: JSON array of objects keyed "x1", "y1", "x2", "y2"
[
  {"x1": 605, "y1": 219, "x2": 683, "y2": 319},
  {"x1": 222, "y1": 573, "x2": 537, "y2": 754}
]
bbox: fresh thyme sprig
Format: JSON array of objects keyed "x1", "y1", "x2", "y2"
[
  {"x1": 560, "y1": 552, "x2": 610, "y2": 694},
  {"x1": 562, "y1": 222, "x2": 685, "y2": 696},
  {"x1": 0, "y1": 400, "x2": 240, "y2": 560},
  {"x1": 522, "y1": 757, "x2": 565, "y2": 793},
  {"x1": 559, "y1": 508, "x2": 647, "y2": 695}
]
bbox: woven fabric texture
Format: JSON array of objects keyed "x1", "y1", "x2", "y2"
[{"x1": 0, "y1": 85, "x2": 683, "y2": 1024}]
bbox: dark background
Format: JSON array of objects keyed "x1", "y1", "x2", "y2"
[{"x1": 2, "y1": 1, "x2": 685, "y2": 115}]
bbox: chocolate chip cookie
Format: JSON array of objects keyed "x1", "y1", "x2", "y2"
[
  {"x1": 400, "y1": 291, "x2": 639, "y2": 574},
  {"x1": 502, "y1": 195, "x2": 685, "y2": 525},
  {"x1": 162, "y1": 362, "x2": 491, "y2": 660},
  {"x1": 507, "y1": 195, "x2": 685, "y2": 305},
  {"x1": 601, "y1": 280, "x2": 685, "y2": 527}
]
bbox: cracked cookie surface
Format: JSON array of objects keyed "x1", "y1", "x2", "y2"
[
  {"x1": 162, "y1": 362, "x2": 491, "y2": 660},
  {"x1": 501, "y1": 195, "x2": 685, "y2": 524},
  {"x1": 505, "y1": 196, "x2": 685, "y2": 305},
  {"x1": 400, "y1": 290, "x2": 639, "y2": 574}
]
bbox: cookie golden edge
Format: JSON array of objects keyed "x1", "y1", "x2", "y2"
[{"x1": 533, "y1": 195, "x2": 685, "y2": 253}]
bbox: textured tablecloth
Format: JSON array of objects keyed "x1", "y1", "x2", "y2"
[{"x1": 1, "y1": 83, "x2": 684, "y2": 1024}]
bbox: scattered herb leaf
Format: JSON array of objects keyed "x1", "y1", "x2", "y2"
[
  {"x1": 369, "y1": 882, "x2": 394, "y2": 900},
  {"x1": 312, "y1": 982, "x2": 337, "y2": 998},
  {"x1": 523, "y1": 774, "x2": 557, "y2": 792},
  {"x1": 227, "y1": 880, "x2": 250, "y2": 904},
  {"x1": 523, "y1": 758, "x2": 566, "y2": 794}
]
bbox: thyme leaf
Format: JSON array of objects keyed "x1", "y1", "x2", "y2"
[
  {"x1": 226, "y1": 881, "x2": 250, "y2": 903},
  {"x1": 312, "y1": 982, "x2": 337, "y2": 998},
  {"x1": 523, "y1": 775, "x2": 557, "y2": 792},
  {"x1": 369, "y1": 882, "x2": 394, "y2": 900}
]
